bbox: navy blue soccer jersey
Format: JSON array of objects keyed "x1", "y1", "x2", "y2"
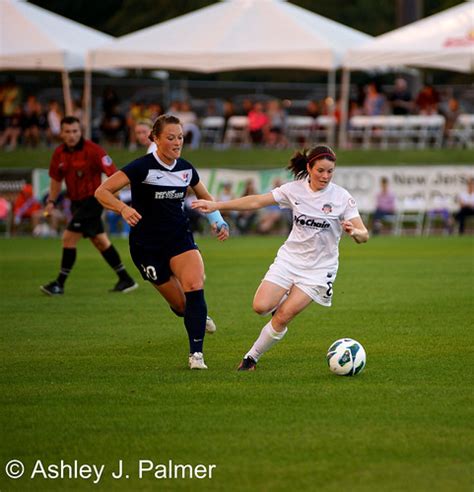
[{"x1": 121, "y1": 153, "x2": 199, "y2": 242}]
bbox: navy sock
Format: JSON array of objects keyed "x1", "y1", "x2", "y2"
[
  {"x1": 57, "y1": 248, "x2": 76, "y2": 287},
  {"x1": 101, "y1": 245, "x2": 132, "y2": 281},
  {"x1": 184, "y1": 290, "x2": 207, "y2": 354}
]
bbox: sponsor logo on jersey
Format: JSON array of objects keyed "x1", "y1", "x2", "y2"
[
  {"x1": 154, "y1": 190, "x2": 185, "y2": 200},
  {"x1": 293, "y1": 214, "x2": 330, "y2": 230},
  {"x1": 348, "y1": 197, "x2": 357, "y2": 208},
  {"x1": 102, "y1": 155, "x2": 113, "y2": 167},
  {"x1": 322, "y1": 203, "x2": 333, "y2": 214}
]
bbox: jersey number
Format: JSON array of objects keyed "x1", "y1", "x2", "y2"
[
  {"x1": 326, "y1": 282, "x2": 333, "y2": 297},
  {"x1": 142, "y1": 265, "x2": 157, "y2": 281}
]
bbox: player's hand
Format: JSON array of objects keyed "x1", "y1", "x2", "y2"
[
  {"x1": 192, "y1": 199, "x2": 216, "y2": 213},
  {"x1": 43, "y1": 202, "x2": 55, "y2": 217},
  {"x1": 341, "y1": 220, "x2": 355, "y2": 236},
  {"x1": 120, "y1": 205, "x2": 142, "y2": 226},
  {"x1": 211, "y1": 222, "x2": 229, "y2": 241}
]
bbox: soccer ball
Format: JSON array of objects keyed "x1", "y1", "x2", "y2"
[{"x1": 326, "y1": 338, "x2": 366, "y2": 376}]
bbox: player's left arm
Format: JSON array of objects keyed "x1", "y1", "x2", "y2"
[
  {"x1": 341, "y1": 216, "x2": 369, "y2": 244},
  {"x1": 192, "y1": 181, "x2": 229, "y2": 241}
]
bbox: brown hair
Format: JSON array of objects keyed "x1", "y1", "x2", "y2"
[
  {"x1": 61, "y1": 116, "x2": 81, "y2": 127},
  {"x1": 288, "y1": 145, "x2": 336, "y2": 180},
  {"x1": 149, "y1": 114, "x2": 181, "y2": 142}
]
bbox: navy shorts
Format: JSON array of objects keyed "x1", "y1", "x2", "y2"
[
  {"x1": 129, "y1": 231, "x2": 198, "y2": 285},
  {"x1": 67, "y1": 197, "x2": 105, "y2": 238}
]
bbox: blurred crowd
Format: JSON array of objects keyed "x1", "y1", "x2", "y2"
[{"x1": 0, "y1": 75, "x2": 470, "y2": 151}]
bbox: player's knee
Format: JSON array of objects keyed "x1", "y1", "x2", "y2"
[
  {"x1": 181, "y1": 280, "x2": 204, "y2": 292},
  {"x1": 252, "y1": 299, "x2": 272, "y2": 316}
]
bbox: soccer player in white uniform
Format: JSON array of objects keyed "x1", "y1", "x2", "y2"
[{"x1": 192, "y1": 145, "x2": 369, "y2": 371}]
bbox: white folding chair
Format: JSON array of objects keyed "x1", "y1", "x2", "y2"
[
  {"x1": 223, "y1": 116, "x2": 249, "y2": 147},
  {"x1": 200, "y1": 116, "x2": 225, "y2": 147},
  {"x1": 447, "y1": 114, "x2": 474, "y2": 149},
  {"x1": 313, "y1": 116, "x2": 336, "y2": 145},
  {"x1": 285, "y1": 116, "x2": 315, "y2": 147},
  {"x1": 394, "y1": 197, "x2": 426, "y2": 236}
]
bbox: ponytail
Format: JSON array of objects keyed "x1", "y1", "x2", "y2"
[{"x1": 287, "y1": 145, "x2": 336, "y2": 180}]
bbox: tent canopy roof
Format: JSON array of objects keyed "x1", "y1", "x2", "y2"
[
  {"x1": 91, "y1": 0, "x2": 372, "y2": 72},
  {"x1": 0, "y1": 0, "x2": 113, "y2": 71},
  {"x1": 343, "y1": 1, "x2": 474, "y2": 73}
]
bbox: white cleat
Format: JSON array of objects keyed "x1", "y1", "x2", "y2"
[
  {"x1": 189, "y1": 352, "x2": 208, "y2": 370},
  {"x1": 205, "y1": 315, "x2": 217, "y2": 334}
]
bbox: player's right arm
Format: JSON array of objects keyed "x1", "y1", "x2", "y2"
[
  {"x1": 192, "y1": 192, "x2": 276, "y2": 213},
  {"x1": 95, "y1": 171, "x2": 142, "y2": 227}
]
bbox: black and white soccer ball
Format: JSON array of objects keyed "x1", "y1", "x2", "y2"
[{"x1": 326, "y1": 338, "x2": 366, "y2": 376}]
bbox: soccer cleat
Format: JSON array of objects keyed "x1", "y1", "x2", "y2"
[
  {"x1": 237, "y1": 356, "x2": 257, "y2": 371},
  {"x1": 205, "y1": 315, "x2": 217, "y2": 334},
  {"x1": 40, "y1": 281, "x2": 64, "y2": 296},
  {"x1": 188, "y1": 352, "x2": 208, "y2": 370},
  {"x1": 110, "y1": 279, "x2": 138, "y2": 293}
]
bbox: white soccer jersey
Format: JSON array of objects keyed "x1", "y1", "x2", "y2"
[{"x1": 272, "y1": 180, "x2": 360, "y2": 276}]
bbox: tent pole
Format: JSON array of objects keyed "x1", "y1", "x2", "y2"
[
  {"x1": 83, "y1": 58, "x2": 92, "y2": 139},
  {"x1": 338, "y1": 68, "x2": 351, "y2": 149},
  {"x1": 61, "y1": 70, "x2": 73, "y2": 116},
  {"x1": 327, "y1": 68, "x2": 336, "y2": 146}
]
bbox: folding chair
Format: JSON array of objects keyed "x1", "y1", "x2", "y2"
[
  {"x1": 394, "y1": 197, "x2": 426, "y2": 236},
  {"x1": 223, "y1": 116, "x2": 249, "y2": 147},
  {"x1": 200, "y1": 116, "x2": 225, "y2": 147},
  {"x1": 285, "y1": 116, "x2": 314, "y2": 147},
  {"x1": 313, "y1": 116, "x2": 336, "y2": 145},
  {"x1": 447, "y1": 114, "x2": 474, "y2": 149}
]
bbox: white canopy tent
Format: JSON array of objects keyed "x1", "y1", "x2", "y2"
[
  {"x1": 339, "y1": 1, "x2": 474, "y2": 146},
  {"x1": 0, "y1": 0, "x2": 113, "y2": 114},
  {"x1": 86, "y1": 0, "x2": 372, "y2": 138}
]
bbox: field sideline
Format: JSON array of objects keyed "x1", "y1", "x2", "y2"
[
  {"x1": 0, "y1": 235, "x2": 473, "y2": 491},
  {"x1": 1, "y1": 147, "x2": 473, "y2": 169}
]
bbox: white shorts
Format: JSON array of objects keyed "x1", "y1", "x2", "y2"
[{"x1": 263, "y1": 258, "x2": 336, "y2": 307}]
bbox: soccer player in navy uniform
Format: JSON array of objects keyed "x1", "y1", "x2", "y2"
[
  {"x1": 95, "y1": 115, "x2": 229, "y2": 370},
  {"x1": 40, "y1": 116, "x2": 137, "y2": 296}
]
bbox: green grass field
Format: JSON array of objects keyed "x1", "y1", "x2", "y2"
[
  {"x1": 1, "y1": 147, "x2": 473, "y2": 169},
  {"x1": 1, "y1": 235, "x2": 473, "y2": 491}
]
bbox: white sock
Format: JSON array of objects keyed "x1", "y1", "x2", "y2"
[
  {"x1": 246, "y1": 320, "x2": 288, "y2": 362},
  {"x1": 258, "y1": 291, "x2": 289, "y2": 317}
]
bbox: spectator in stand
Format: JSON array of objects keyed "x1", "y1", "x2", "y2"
[
  {"x1": 441, "y1": 97, "x2": 462, "y2": 139},
  {"x1": 148, "y1": 102, "x2": 163, "y2": 122},
  {"x1": 306, "y1": 100, "x2": 320, "y2": 119},
  {"x1": 415, "y1": 84, "x2": 440, "y2": 115},
  {"x1": 240, "y1": 98, "x2": 254, "y2": 116},
  {"x1": 454, "y1": 177, "x2": 474, "y2": 235},
  {"x1": 236, "y1": 179, "x2": 259, "y2": 234},
  {"x1": 389, "y1": 78, "x2": 413, "y2": 115},
  {"x1": 363, "y1": 81, "x2": 386, "y2": 116},
  {"x1": 100, "y1": 104, "x2": 127, "y2": 146},
  {"x1": 102, "y1": 86, "x2": 120, "y2": 115},
  {"x1": 372, "y1": 177, "x2": 396, "y2": 235},
  {"x1": 266, "y1": 99, "x2": 287, "y2": 148},
  {"x1": 0, "y1": 75, "x2": 22, "y2": 128},
  {"x1": 172, "y1": 101, "x2": 201, "y2": 149},
  {"x1": 46, "y1": 100, "x2": 63, "y2": 145},
  {"x1": 22, "y1": 95, "x2": 42, "y2": 147},
  {"x1": 0, "y1": 105, "x2": 22, "y2": 151},
  {"x1": 248, "y1": 102, "x2": 269, "y2": 145},
  {"x1": 12, "y1": 183, "x2": 41, "y2": 232},
  {"x1": 127, "y1": 101, "x2": 151, "y2": 150},
  {"x1": 134, "y1": 118, "x2": 156, "y2": 154},
  {"x1": 222, "y1": 99, "x2": 236, "y2": 141}
]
